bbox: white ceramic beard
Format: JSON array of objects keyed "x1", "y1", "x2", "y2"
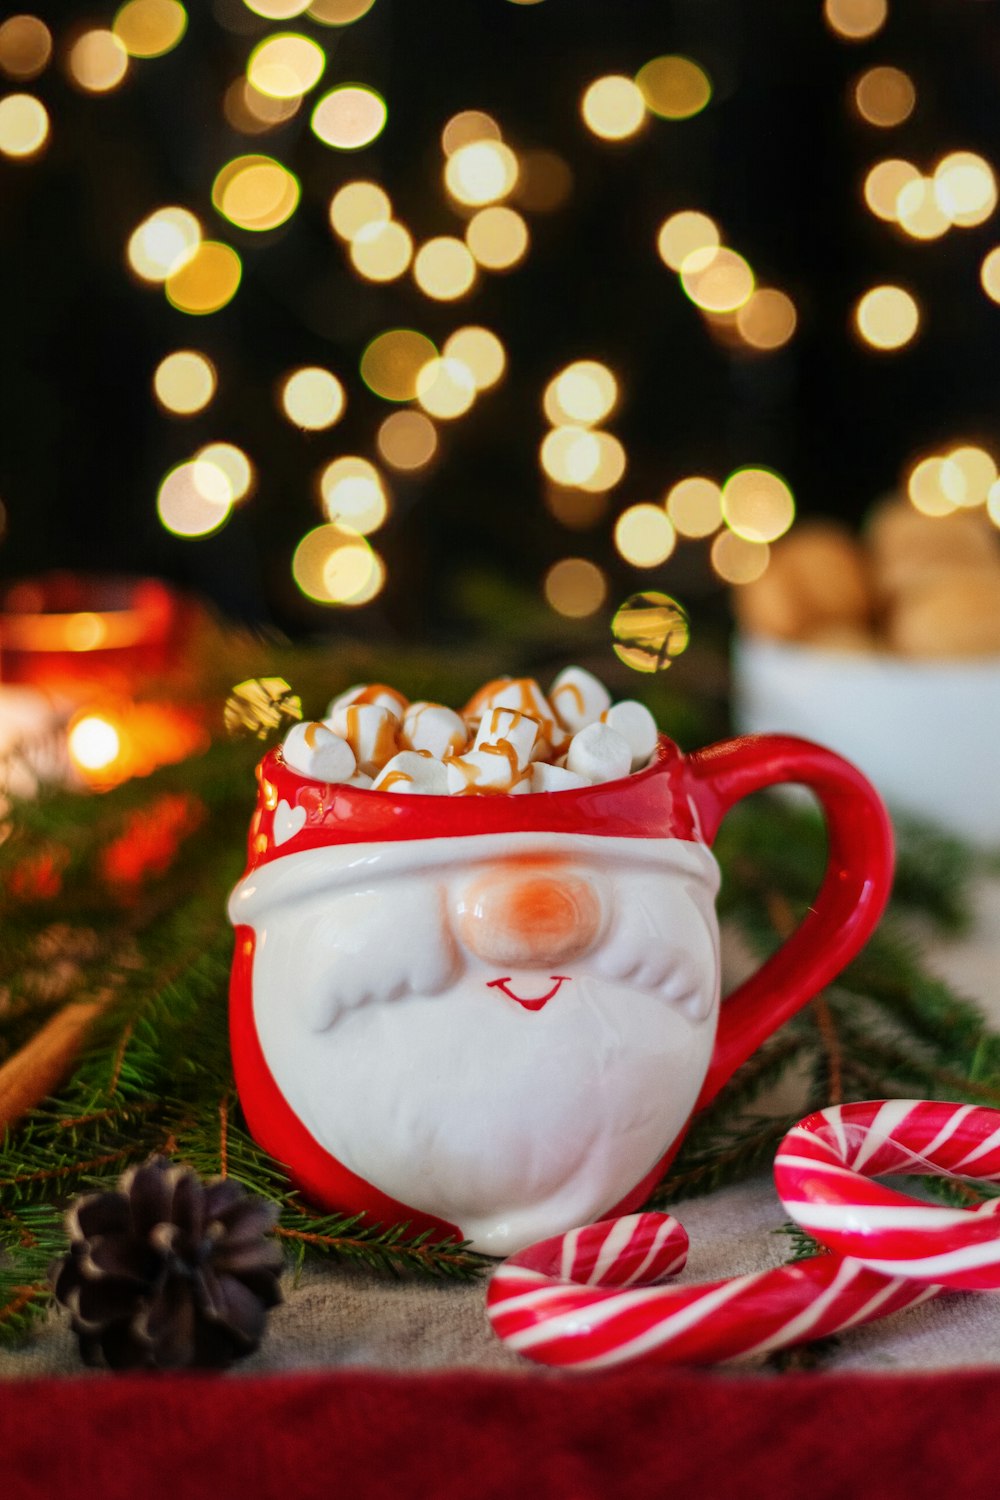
[{"x1": 231, "y1": 833, "x2": 722, "y2": 1257}]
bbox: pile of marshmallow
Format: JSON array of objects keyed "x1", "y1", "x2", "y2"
[{"x1": 279, "y1": 667, "x2": 660, "y2": 796}]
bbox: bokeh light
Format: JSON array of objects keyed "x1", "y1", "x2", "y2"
[
  {"x1": 292, "y1": 524, "x2": 380, "y2": 605},
  {"x1": 735, "y1": 288, "x2": 797, "y2": 350},
  {"x1": 165, "y1": 241, "x2": 242, "y2": 314},
  {"x1": 514, "y1": 149, "x2": 573, "y2": 212},
  {"x1": 987, "y1": 482, "x2": 1000, "y2": 531},
  {"x1": 544, "y1": 558, "x2": 607, "y2": 618},
  {"x1": 153, "y1": 350, "x2": 216, "y2": 415},
  {"x1": 413, "y1": 236, "x2": 477, "y2": 299},
  {"x1": 349, "y1": 219, "x2": 413, "y2": 281},
  {"x1": 320, "y1": 456, "x2": 388, "y2": 533},
  {"x1": 444, "y1": 139, "x2": 519, "y2": 205},
  {"x1": 907, "y1": 455, "x2": 964, "y2": 516},
  {"x1": 947, "y1": 445, "x2": 996, "y2": 507},
  {"x1": 212, "y1": 154, "x2": 300, "y2": 231},
  {"x1": 247, "y1": 33, "x2": 325, "y2": 100},
  {"x1": 68, "y1": 30, "x2": 129, "y2": 92},
  {"x1": 721, "y1": 468, "x2": 795, "y2": 543},
  {"x1": 680, "y1": 247, "x2": 754, "y2": 313},
  {"x1": 543, "y1": 361, "x2": 618, "y2": 426},
  {"x1": 127, "y1": 207, "x2": 201, "y2": 282},
  {"x1": 442, "y1": 110, "x2": 501, "y2": 156},
  {"x1": 540, "y1": 427, "x2": 602, "y2": 487},
  {"x1": 581, "y1": 75, "x2": 646, "y2": 140},
  {"x1": 853, "y1": 66, "x2": 915, "y2": 128},
  {"x1": 157, "y1": 459, "x2": 233, "y2": 537},
  {"x1": 611, "y1": 591, "x2": 690, "y2": 673},
  {"x1": 360, "y1": 329, "x2": 437, "y2": 401},
  {"x1": 895, "y1": 177, "x2": 949, "y2": 240},
  {"x1": 578, "y1": 432, "x2": 627, "y2": 493},
  {"x1": 711, "y1": 531, "x2": 770, "y2": 584},
  {"x1": 223, "y1": 79, "x2": 300, "y2": 133},
  {"x1": 307, "y1": 0, "x2": 377, "y2": 23},
  {"x1": 244, "y1": 0, "x2": 312, "y2": 16},
  {"x1": 635, "y1": 55, "x2": 711, "y2": 120},
  {"x1": 197, "y1": 442, "x2": 253, "y2": 501},
  {"x1": 281, "y1": 366, "x2": 346, "y2": 429},
  {"x1": 68, "y1": 714, "x2": 121, "y2": 774},
  {"x1": 933, "y1": 151, "x2": 997, "y2": 228},
  {"x1": 863, "y1": 158, "x2": 920, "y2": 222},
  {"x1": 329, "y1": 180, "x2": 391, "y2": 239},
  {"x1": 0, "y1": 16, "x2": 52, "y2": 80},
  {"x1": 465, "y1": 206, "x2": 529, "y2": 269},
  {"x1": 614, "y1": 504, "x2": 676, "y2": 567},
  {"x1": 854, "y1": 284, "x2": 920, "y2": 349},
  {"x1": 544, "y1": 487, "x2": 609, "y2": 530},
  {"x1": 311, "y1": 85, "x2": 386, "y2": 148},
  {"x1": 113, "y1": 0, "x2": 187, "y2": 58},
  {"x1": 444, "y1": 327, "x2": 506, "y2": 390},
  {"x1": 980, "y1": 246, "x2": 1000, "y2": 303},
  {"x1": 656, "y1": 210, "x2": 720, "y2": 271},
  {"x1": 0, "y1": 92, "x2": 48, "y2": 157},
  {"x1": 415, "y1": 356, "x2": 477, "y2": 419},
  {"x1": 666, "y1": 476, "x2": 723, "y2": 537},
  {"x1": 377, "y1": 410, "x2": 438, "y2": 471},
  {"x1": 823, "y1": 0, "x2": 887, "y2": 41}
]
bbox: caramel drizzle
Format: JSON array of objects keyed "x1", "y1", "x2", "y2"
[
  {"x1": 344, "y1": 704, "x2": 400, "y2": 773},
  {"x1": 378, "y1": 770, "x2": 413, "y2": 790},
  {"x1": 304, "y1": 721, "x2": 325, "y2": 749}
]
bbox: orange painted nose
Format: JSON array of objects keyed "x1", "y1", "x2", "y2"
[{"x1": 457, "y1": 866, "x2": 602, "y2": 966}]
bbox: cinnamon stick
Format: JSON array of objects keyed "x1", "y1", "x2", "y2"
[{"x1": 0, "y1": 997, "x2": 109, "y2": 1134}]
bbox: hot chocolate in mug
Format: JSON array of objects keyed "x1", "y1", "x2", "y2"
[{"x1": 228, "y1": 732, "x2": 893, "y2": 1256}]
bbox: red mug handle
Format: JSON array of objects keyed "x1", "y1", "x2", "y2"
[{"x1": 685, "y1": 734, "x2": 894, "y2": 1111}]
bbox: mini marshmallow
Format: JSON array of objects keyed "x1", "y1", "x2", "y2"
[
  {"x1": 346, "y1": 771, "x2": 373, "y2": 788},
  {"x1": 326, "y1": 682, "x2": 408, "y2": 723},
  {"x1": 446, "y1": 747, "x2": 520, "y2": 795},
  {"x1": 529, "y1": 761, "x2": 590, "y2": 794},
  {"x1": 326, "y1": 702, "x2": 399, "y2": 777},
  {"x1": 372, "y1": 751, "x2": 449, "y2": 795},
  {"x1": 565, "y1": 722, "x2": 632, "y2": 785},
  {"x1": 474, "y1": 707, "x2": 540, "y2": 771},
  {"x1": 466, "y1": 677, "x2": 561, "y2": 754},
  {"x1": 402, "y1": 701, "x2": 469, "y2": 759},
  {"x1": 548, "y1": 666, "x2": 612, "y2": 736},
  {"x1": 281, "y1": 721, "x2": 356, "y2": 783},
  {"x1": 601, "y1": 700, "x2": 659, "y2": 771}
]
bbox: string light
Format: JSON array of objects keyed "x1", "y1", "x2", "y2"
[
  {"x1": 980, "y1": 246, "x2": 1000, "y2": 303},
  {"x1": 540, "y1": 427, "x2": 602, "y2": 487},
  {"x1": 543, "y1": 361, "x2": 618, "y2": 426},
  {"x1": 465, "y1": 206, "x2": 529, "y2": 269},
  {"x1": 895, "y1": 177, "x2": 949, "y2": 240},
  {"x1": 933, "y1": 151, "x2": 997, "y2": 228},
  {"x1": 415, "y1": 356, "x2": 477, "y2": 418},
  {"x1": 413, "y1": 236, "x2": 477, "y2": 300},
  {"x1": 443, "y1": 327, "x2": 506, "y2": 389},
  {"x1": 223, "y1": 79, "x2": 300, "y2": 133},
  {"x1": 907, "y1": 455, "x2": 964, "y2": 516},
  {"x1": 656, "y1": 211, "x2": 719, "y2": 271},
  {"x1": 947, "y1": 445, "x2": 996, "y2": 507},
  {"x1": 212, "y1": 155, "x2": 300, "y2": 231},
  {"x1": 852, "y1": 66, "x2": 915, "y2": 128},
  {"x1": 360, "y1": 329, "x2": 437, "y2": 401},
  {"x1": 721, "y1": 468, "x2": 795, "y2": 543},
  {"x1": 247, "y1": 33, "x2": 325, "y2": 100},
  {"x1": 444, "y1": 139, "x2": 519, "y2": 205},
  {"x1": 307, "y1": 0, "x2": 378, "y2": 23},
  {"x1": 987, "y1": 482, "x2": 1000, "y2": 530},
  {"x1": 127, "y1": 207, "x2": 201, "y2": 282},
  {"x1": 319, "y1": 456, "x2": 388, "y2": 533},
  {"x1": 0, "y1": 92, "x2": 48, "y2": 157},
  {"x1": 711, "y1": 531, "x2": 770, "y2": 584},
  {"x1": 854, "y1": 285, "x2": 920, "y2": 350},
  {"x1": 863, "y1": 158, "x2": 919, "y2": 221},
  {"x1": 329, "y1": 180, "x2": 391, "y2": 240},
  {"x1": 67, "y1": 30, "x2": 129, "y2": 92},
  {"x1": 165, "y1": 242, "x2": 242, "y2": 314},
  {"x1": 614, "y1": 504, "x2": 676, "y2": 567},
  {"x1": 544, "y1": 487, "x2": 609, "y2": 530},
  {"x1": 349, "y1": 219, "x2": 413, "y2": 281},
  {"x1": 197, "y1": 442, "x2": 253, "y2": 500},
  {"x1": 243, "y1": 0, "x2": 313, "y2": 17},
  {"x1": 153, "y1": 350, "x2": 216, "y2": 415},
  {"x1": 157, "y1": 459, "x2": 233, "y2": 537},
  {"x1": 68, "y1": 714, "x2": 121, "y2": 774},
  {"x1": 635, "y1": 56, "x2": 711, "y2": 120},
  {"x1": 0, "y1": 16, "x2": 52, "y2": 80},
  {"x1": 292, "y1": 524, "x2": 380, "y2": 605},
  {"x1": 735, "y1": 288, "x2": 797, "y2": 350},
  {"x1": 823, "y1": 0, "x2": 887, "y2": 42},
  {"x1": 581, "y1": 75, "x2": 646, "y2": 140},
  {"x1": 112, "y1": 1, "x2": 187, "y2": 58},
  {"x1": 543, "y1": 559, "x2": 607, "y2": 617},
  {"x1": 280, "y1": 367, "x2": 345, "y2": 429},
  {"x1": 441, "y1": 110, "x2": 501, "y2": 156},
  {"x1": 311, "y1": 85, "x2": 386, "y2": 149},
  {"x1": 377, "y1": 410, "x2": 438, "y2": 471},
  {"x1": 666, "y1": 476, "x2": 723, "y2": 537},
  {"x1": 680, "y1": 247, "x2": 754, "y2": 313},
  {"x1": 514, "y1": 149, "x2": 573, "y2": 212},
  {"x1": 577, "y1": 432, "x2": 626, "y2": 493}
]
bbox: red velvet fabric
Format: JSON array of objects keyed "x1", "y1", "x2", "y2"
[{"x1": 1, "y1": 1367, "x2": 995, "y2": 1500}]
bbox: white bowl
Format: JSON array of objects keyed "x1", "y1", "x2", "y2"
[{"x1": 733, "y1": 633, "x2": 1000, "y2": 847}]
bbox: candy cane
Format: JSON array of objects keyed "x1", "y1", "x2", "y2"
[
  {"x1": 775, "y1": 1099, "x2": 1000, "y2": 1291},
  {"x1": 486, "y1": 1211, "x2": 936, "y2": 1369}
]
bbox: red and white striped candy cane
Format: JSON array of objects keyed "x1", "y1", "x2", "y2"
[
  {"x1": 486, "y1": 1210, "x2": 936, "y2": 1369},
  {"x1": 775, "y1": 1099, "x2": 1000, "y2": 1290}
]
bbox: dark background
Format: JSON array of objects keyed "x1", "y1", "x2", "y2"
[{"x1": 1, "y1": 0, "x2": 998, "y2": 640}]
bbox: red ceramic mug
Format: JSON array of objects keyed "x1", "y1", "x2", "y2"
[{"x1": 228, "y1": 732, "x2": 893, "y2": 1256}]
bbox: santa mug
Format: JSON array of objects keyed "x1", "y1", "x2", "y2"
[{"x1": 228, "y1": 732, "x2": 892, "y2": 1255}]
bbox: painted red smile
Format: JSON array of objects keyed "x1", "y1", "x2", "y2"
[{"x1": 486, "y1": 976, "x2": 570, "y2": 1012}]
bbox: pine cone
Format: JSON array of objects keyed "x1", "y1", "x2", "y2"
[{"x1": 53, "y1": 1156, "x2": 283, "y2": 1371}]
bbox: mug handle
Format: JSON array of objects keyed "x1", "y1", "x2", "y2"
[{"x1": 684, "y1": 734, "x2": 894, "y2": 1111}]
